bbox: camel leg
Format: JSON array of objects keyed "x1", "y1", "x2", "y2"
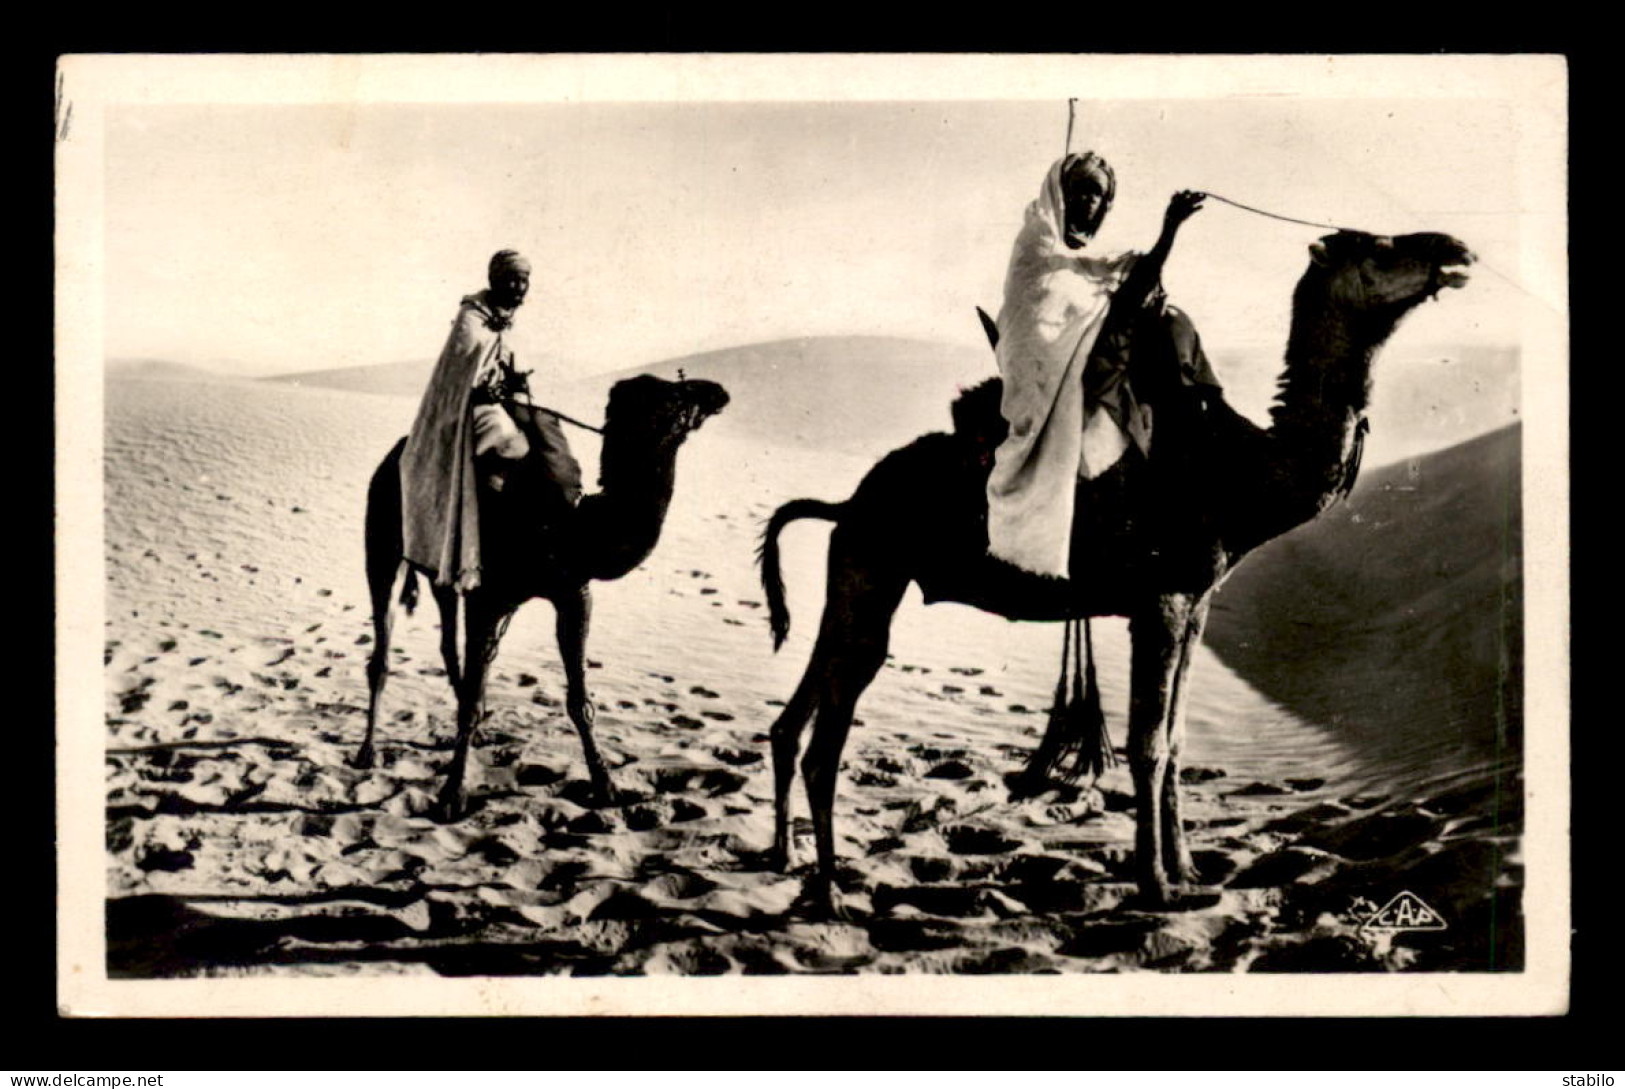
[
  {"x1": 1127, "y1": 594, "x2": 1194, "y2": 907},
  {"x1": 433, "y1": 592, "x2": 509, "y2": 822},
  {"x1": 554, "y1": 584, "x2": 614, "y2": 806},
  {"x1": 767, "y1": 671, "x2": 820, "y2": 872},
  {"x1": 356, "y1": 562, "x2": 408, "y2": 770},
  {"x1": 1159, "y1": 598, "x2": 1210, "y2": 887},
  {"x1": 433, "y1": 586, "x2": 463, "y2": 692},
  {"x1": 799, "y1": 554, "x2": 908, "y2": 913}
]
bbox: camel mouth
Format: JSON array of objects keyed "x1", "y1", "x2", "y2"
[
  {"x1": 1431, "y1": 245, "x2": 1475, "y2": 295},
  {"x1": 681, "y1": 382, "x2": 730, "y2": 430}
]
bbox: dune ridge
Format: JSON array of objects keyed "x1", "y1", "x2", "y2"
[
  {"x1": 1207, "y1": 424, "x2": 1523, "y2": 789},
  {"x1": 256, "y1": 334, "x2": 1520, "y2": 469}
]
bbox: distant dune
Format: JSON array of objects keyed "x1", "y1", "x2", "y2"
[
  {"x1": 262, "y1": 358, "x2": 434, "y2": 398},
  {"x1": 257, "y1": 334, "x2": 1518, "y2": 469},
  {"x1": 1361, "y1": 342, "x2": 1521, "y2": 465},
  {"x1": 574, "y1": 336, "x2": 994, "y2": 457},
  {"x1": 1206, "y1": 424, "x2": 1523, "y2": 775},
  {"x1": 260, "y1": 336, "x2": 996, "y2": 459},
  {"x1": 105, "y1": 359, "x2": 238, "y2": 383},
  {"x1": 1208, "y1": 340, "x2": 1521, "y2": 468}
]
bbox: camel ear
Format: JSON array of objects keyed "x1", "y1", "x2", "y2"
[{"x1": 1309, "y1": 240, "x2": 1332, "y2": 267}]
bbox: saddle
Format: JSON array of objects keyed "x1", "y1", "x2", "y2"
[{"x1": 473, "y1": 390, "x2": 586, "y2": 567}]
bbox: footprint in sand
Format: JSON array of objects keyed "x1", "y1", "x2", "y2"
[
  {"x1": 942, "y1": 825, "x2": 1024, "y2": 856},
  {"x1": 1229, "y1": 781, "x2": 1291, "y2": 798},
  {"x1": 1180, "y1": 766, "x2": 1227, "y2": 784},
  {"x1": 923, "y1": 759, "x2": 976, "y2": 781}
]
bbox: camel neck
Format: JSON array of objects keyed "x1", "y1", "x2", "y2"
[
  {"x1": 580, "y1": 435, "x2": 678, "y2": 580},
  {"x1": 1274, "y1": 282, "x2": 1381, "y2": 424},
  {"x1": 1263, "y1": 278, "x2": 1387, "y2": 514}
]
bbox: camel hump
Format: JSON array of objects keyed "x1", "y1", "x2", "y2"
[{"x1": 951, "y1": 378, "x2": 1007, "y2": 452}]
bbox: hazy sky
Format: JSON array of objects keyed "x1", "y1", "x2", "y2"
[{"x1": 94, "y1": 56, "x2": 1563, "y2": 385}]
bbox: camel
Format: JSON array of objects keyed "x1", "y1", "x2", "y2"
[
  {"x1": 357, "y1": 374, "x2": 730, "y2": 818},
  {"x1": 758, "y1": 230, "x2": 1474, "y2": 910}
]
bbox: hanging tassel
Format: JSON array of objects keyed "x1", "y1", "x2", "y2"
[
  {"x1": 1013, "y1": 618, "x2": 1086, "y2": 791},
  {"x1": 1067, "y1": 618, "x2": 1115, "y2": 780},
  {"x1": 1017, "y1": 617, "x2": 1116, "y2": 793}
]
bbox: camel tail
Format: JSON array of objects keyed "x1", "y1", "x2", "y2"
[
  {"x1": 757, "y1": 498, "x2": 847, "y2": 651},
  {"x1": 367, "y1": 438, "x2": 420, "y2": 619},
  {"x1": 399, "y1": 567, "x2": 420, "y2": 616}
]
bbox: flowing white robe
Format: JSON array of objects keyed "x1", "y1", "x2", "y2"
[
  {"x1": 986, "y1": 159, "x2": 1139, "y2": 579},
  {"x1": 400, "y1": 292, "x2": 510, "y2": 592}
]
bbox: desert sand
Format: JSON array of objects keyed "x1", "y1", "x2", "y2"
[{"x1": 101, "y1": 343, "x2": 1523, "y2": 978}]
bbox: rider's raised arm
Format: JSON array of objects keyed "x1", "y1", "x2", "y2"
[{"x1": 1116, "y1": 189, "x2": 1206, "y2": 311}]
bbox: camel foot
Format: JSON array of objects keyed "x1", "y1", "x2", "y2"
[
  {"x1": 1132, "y1": 876, "x2": 1176, "y2": 912},
  {"x1": 794, "y1": 873, "x2": 854, "y2": 922},
  {"x1": 1005, "y1": 771, "x2": 1050, "y2": 801},
  {"x1": 586, "y1": 777, "x2": 620, "y2": 809},
  {"x1": 431, "y1": 786, "x2": 471, "y2": 824},
  {"x1": 351, "y1": 744, "x2": 376, "y2": 771},
  {"x1": 765, "y1": 844, "x2": 790, "y2": 874}
]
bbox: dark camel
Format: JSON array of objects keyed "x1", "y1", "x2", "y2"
[
  {"x1": 358, "y1": 374, "x2": 729, "y2": 818},
  {"x1": 758, "y1": 230, "x2": 1474, "y2": 910}
]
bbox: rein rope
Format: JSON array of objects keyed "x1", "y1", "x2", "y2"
[
  {"x1": 1198, "y1": 191, "x2": 1355, "y2": 234},
  {"x1": 510, "y1": 394, "x2": 605, "y2": 437}
]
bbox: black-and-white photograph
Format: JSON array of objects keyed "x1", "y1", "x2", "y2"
[{"x1": 56, "y1": 54, "x2": 1568, "y2": 1016}]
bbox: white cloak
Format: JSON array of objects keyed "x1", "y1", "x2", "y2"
[{"x1": 986, "y1": 158, "x2": 1139, "y2": 580}]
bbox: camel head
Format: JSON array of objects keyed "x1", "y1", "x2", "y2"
[
  {"x1": 1306, "y1": 230, "x2": 1475, "y2": 328},
  {"x1": 604, "y1": 373, "x2": 730, "y2": 453}
]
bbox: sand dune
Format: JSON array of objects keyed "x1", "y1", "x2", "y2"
[
  {"x1": 1207, "y1": 425, "x2": 1523, "y2": 781},
  {"x1": 100, "y1": 365, "x2": 1524, "y2": 979},
  {"x1": 264, "y1": 335, "x2": 993, "y2": 461}
]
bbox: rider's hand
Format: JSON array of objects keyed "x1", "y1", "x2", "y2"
[{"x1": 1165, "y1": 190, "x2": 1206, "y2": 226}]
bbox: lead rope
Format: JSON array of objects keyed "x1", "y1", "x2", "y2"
[
  {"x1": 1198, "y1": 190, "x2": 1355, "y2": 234},
  {"x1": 509, "y1": 394, "x2": 605, "y2": 437}
]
